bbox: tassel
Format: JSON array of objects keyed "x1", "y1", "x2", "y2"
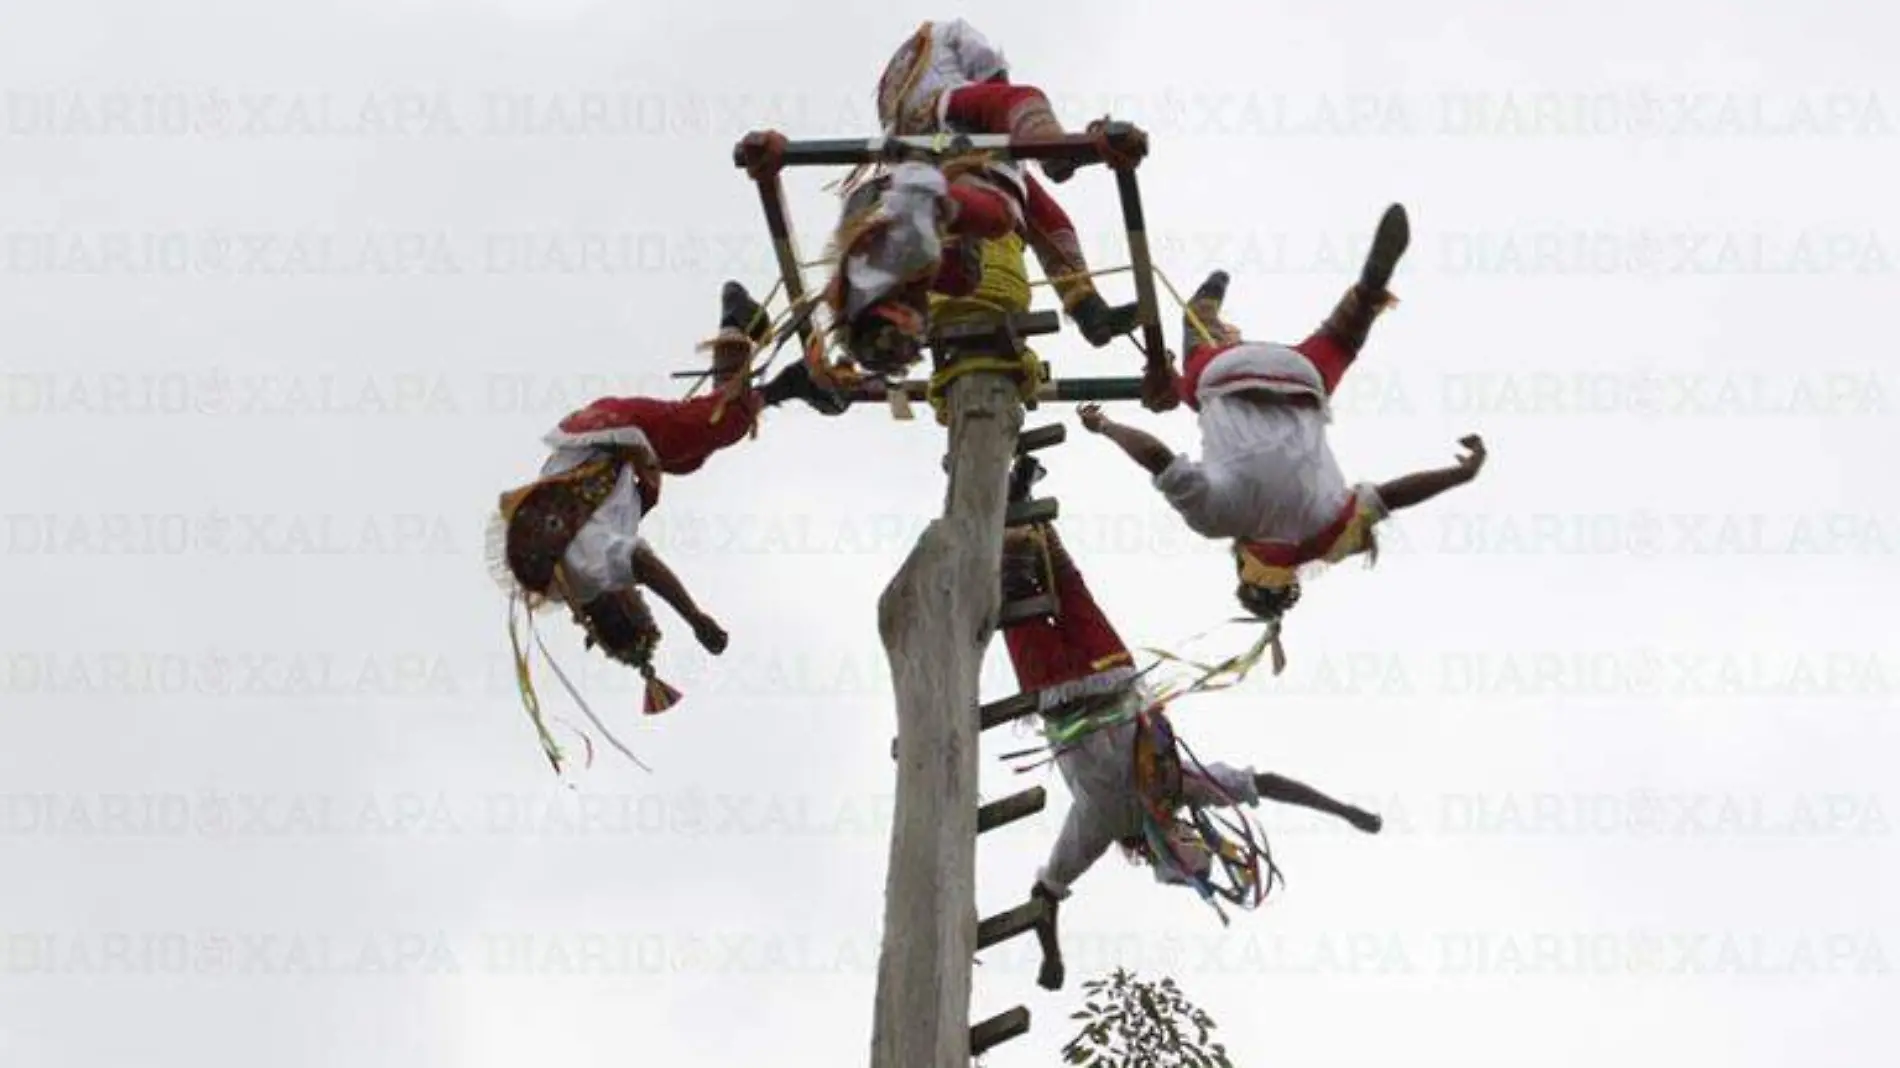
[
  {"x1": 506, "y1": 594, "x2": 567, "y2": 776},
  {"x1": 642, "y1": 669, "x2": 682, "y2": 715}
]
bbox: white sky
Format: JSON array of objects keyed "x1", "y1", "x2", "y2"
[{"x1": 2, "y1": 0, "x2": 1896, "y2": 1065}]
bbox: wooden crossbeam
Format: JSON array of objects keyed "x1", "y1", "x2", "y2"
[
  {"x1": 977, "y1": 898, "x2": 1047, "y2": 950},
  {"x1": 731, "y1": 122, "x2": 1159, "y2": 393},
  {"x1": 998, "y1": 593, "x2": 1056, "y2": 628},
  {"x1": 1016, "y1": 424, "x2": 1066, "y2": 453},
  {"x1": 1004, "y1": 497, "x2": 1057, "y2": 527},
  {"x1": 732, "y1": 124, "x2": 1146, "y2": 170},
  {"x1": 932, "y1": 309, "x2": 1060, "y2": 351},
  {"x1": 1036, "y1": 376, "x2": 1150, "y2": 403},
  {"x1": 969, "y1": 1007, "x2": 1031, "y2": 1057},
  {"x1": 729, "y1": 374, "x2": 1148, "y2": 404},
  {"x1": 979, "y1": 691, "x2": 1039, "y2": 732},
  {"x1": 977, "y1": 786, "x2": 1046, "y2": 835},
  {"x1": 668, "y1": 372, "x2": 1153, "y2": 415}
]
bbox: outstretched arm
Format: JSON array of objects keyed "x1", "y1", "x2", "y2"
[
  {"x1": 1375, "y1": 434, "x2": 1487, "y2": 513},
  {"x1": 1078, "y1": 403, "x2": 1174, "y2": 477},
  {"x1": 630, "y1": 543, "x2": 728, "y2": 654}
]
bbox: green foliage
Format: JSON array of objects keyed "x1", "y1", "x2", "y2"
[{"x1": 1060, "y1": 968, "x2": 1233, "y2": 1068}]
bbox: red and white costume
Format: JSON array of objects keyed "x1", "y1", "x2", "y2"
[
  {"x1": 1156, "y1": 331, "x2": 1387, "y2": 577},
  {"x1": 877, "y1": 19, "x2": 1009, "y2": 132},
  {"x1": 865, "y1": 20, "x2": 1109, "y2": 316},
  {"x1": 1006, "y1": 531, "x2": 1260, "y2": 899},
  {"x1": 532, "y1": 390, "x2": 760, "y2": 599}
]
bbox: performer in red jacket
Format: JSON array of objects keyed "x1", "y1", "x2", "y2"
[
  {"x1": 491, "y1": 281, "x2": 845, "y2": 770},
  {"x1": 831, "y1": 19, "x2": 1140, "y2": 375},
  {"x1": 999, "y1": 454, "x2": 1381, "y2": 991}
]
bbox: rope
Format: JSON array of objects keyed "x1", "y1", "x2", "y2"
[
  {"x1": 775, "y1": 257, "x2": 1220, "y2": 349},
  {"x1": 923, "y1": 341, "x2": 1047, "y2": 424},
  {"x1": 682, "y1": 280, "x2": 857, "y2": 428},
  {"x1": 1026, "y1": 262, "x2": 1220, "y2": 349},
  {"x1": 703, "y1": 232, "x2": 1232, "y2": 425}
]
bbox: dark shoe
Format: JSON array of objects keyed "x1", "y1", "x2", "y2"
[
  {"x1": 1071, "y1": 292, "x2": 1141, "y2": 348},
  {"x1": 1357, "y1": 204, "x2": 1410, "y2": 295},
  {"x1": 1320, "y1": 207, "x2": 1410, "y2": 354},
  {"x1": 1182, "y1": 269, "x2": 1231, "y2": 355},
  {"x1": 719, "y1": 280, "x2": 770, "y2": 344},
  {"x1": 759, "y1": 359, "x2": 850, "y2": 415}
]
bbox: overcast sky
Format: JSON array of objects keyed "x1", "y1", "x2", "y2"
[{"x1": 2, "y1": 0, "x2": 1896, "y2": 1065}]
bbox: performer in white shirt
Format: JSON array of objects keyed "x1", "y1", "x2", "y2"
[{"x1": 1080, "y1": 205, "x2": 1488, "y2": 650}]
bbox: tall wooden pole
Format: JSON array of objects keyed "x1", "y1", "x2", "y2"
[
  {"x1": 730, "y1": 124, "x2": 1149, "y2": 1065},
  {"x1": 871, "y1": 371, "x2": 1022, "y2": 1067}
]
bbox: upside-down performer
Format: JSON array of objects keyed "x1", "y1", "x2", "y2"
[
  {"x1": 1000, "y1": 454, "x2": 1382, "y2": 992},
  {"x1": 489, "y1": 280, "x2": 843, "y2": 773},
  {"x1": 820, "y1": 158, "x2": 1015, "y2": 378},
  {"x1": 828, "y1": 18, "x2": 1141, "y2": 376},
  {"x1": 1078, "y1": 204, "x2": 1488, "y2": 662}
]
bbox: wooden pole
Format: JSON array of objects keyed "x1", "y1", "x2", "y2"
[{"x1": 871, "y1": 370, "x2": 1022, "y2": 1068}]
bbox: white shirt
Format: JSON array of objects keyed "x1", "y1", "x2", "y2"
[
  {"x1": 539, "y1": 447, "x2": 643, "y2": 603},
  {"x1": 1153, "y1": 343, "x2": 1354, "y2": 542}
]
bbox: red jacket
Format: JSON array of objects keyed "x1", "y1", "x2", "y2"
[{"x1": 1002, "y1": 528, "x2": 1134, "y2": 692}]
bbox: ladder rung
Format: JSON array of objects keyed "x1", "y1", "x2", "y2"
[
  {"x1": 933, "y1": 309, "x2": 1060, "y2": 346},
  {"x1": 979, "y1": 691, "x2": 1040, "y2": 731},
  {"x1": 998, "y1": 594, "x2": 1057, "y2": 628},
  {"x1": 977, "y1": 787, "x2": 1046, "y2": 834},
  {"x1": 977, "y1": 898, "x2": 1048, "y2": 950},
  {"x1": 970, "y1": 1006, "x2": 1031, "y2": 1056},
  {"x1": 1004, "y1": 497, "x2": 1058, "y2": 527},
  {"x1": 1015, "y1": 424, "x2": 1066, "y2": 453}
]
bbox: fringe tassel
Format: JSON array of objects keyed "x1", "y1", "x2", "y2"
[
  {"x1": 507, "y1": 592, "x2": 566, "y2": 775},
  {"x1": 643, "y1": 669, "x2": 682, "y2": 715},
  {"x1": 503, "y1": 586, "x2": 655, "y2": 775}
]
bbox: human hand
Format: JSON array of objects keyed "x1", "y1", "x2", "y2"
[
  {"x1": 691, "y1": 613, "x2": 729, "y2": 655},
  {"x1": 1140, "y1": 356, "x2": 1180, "y2": 413},
  {"x1": 1454, "y1": 434, "x2": 1487, "y2": 481},
  {"x1": 1077, "y1": 403, "x2": 1109, "y2": 433}
]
